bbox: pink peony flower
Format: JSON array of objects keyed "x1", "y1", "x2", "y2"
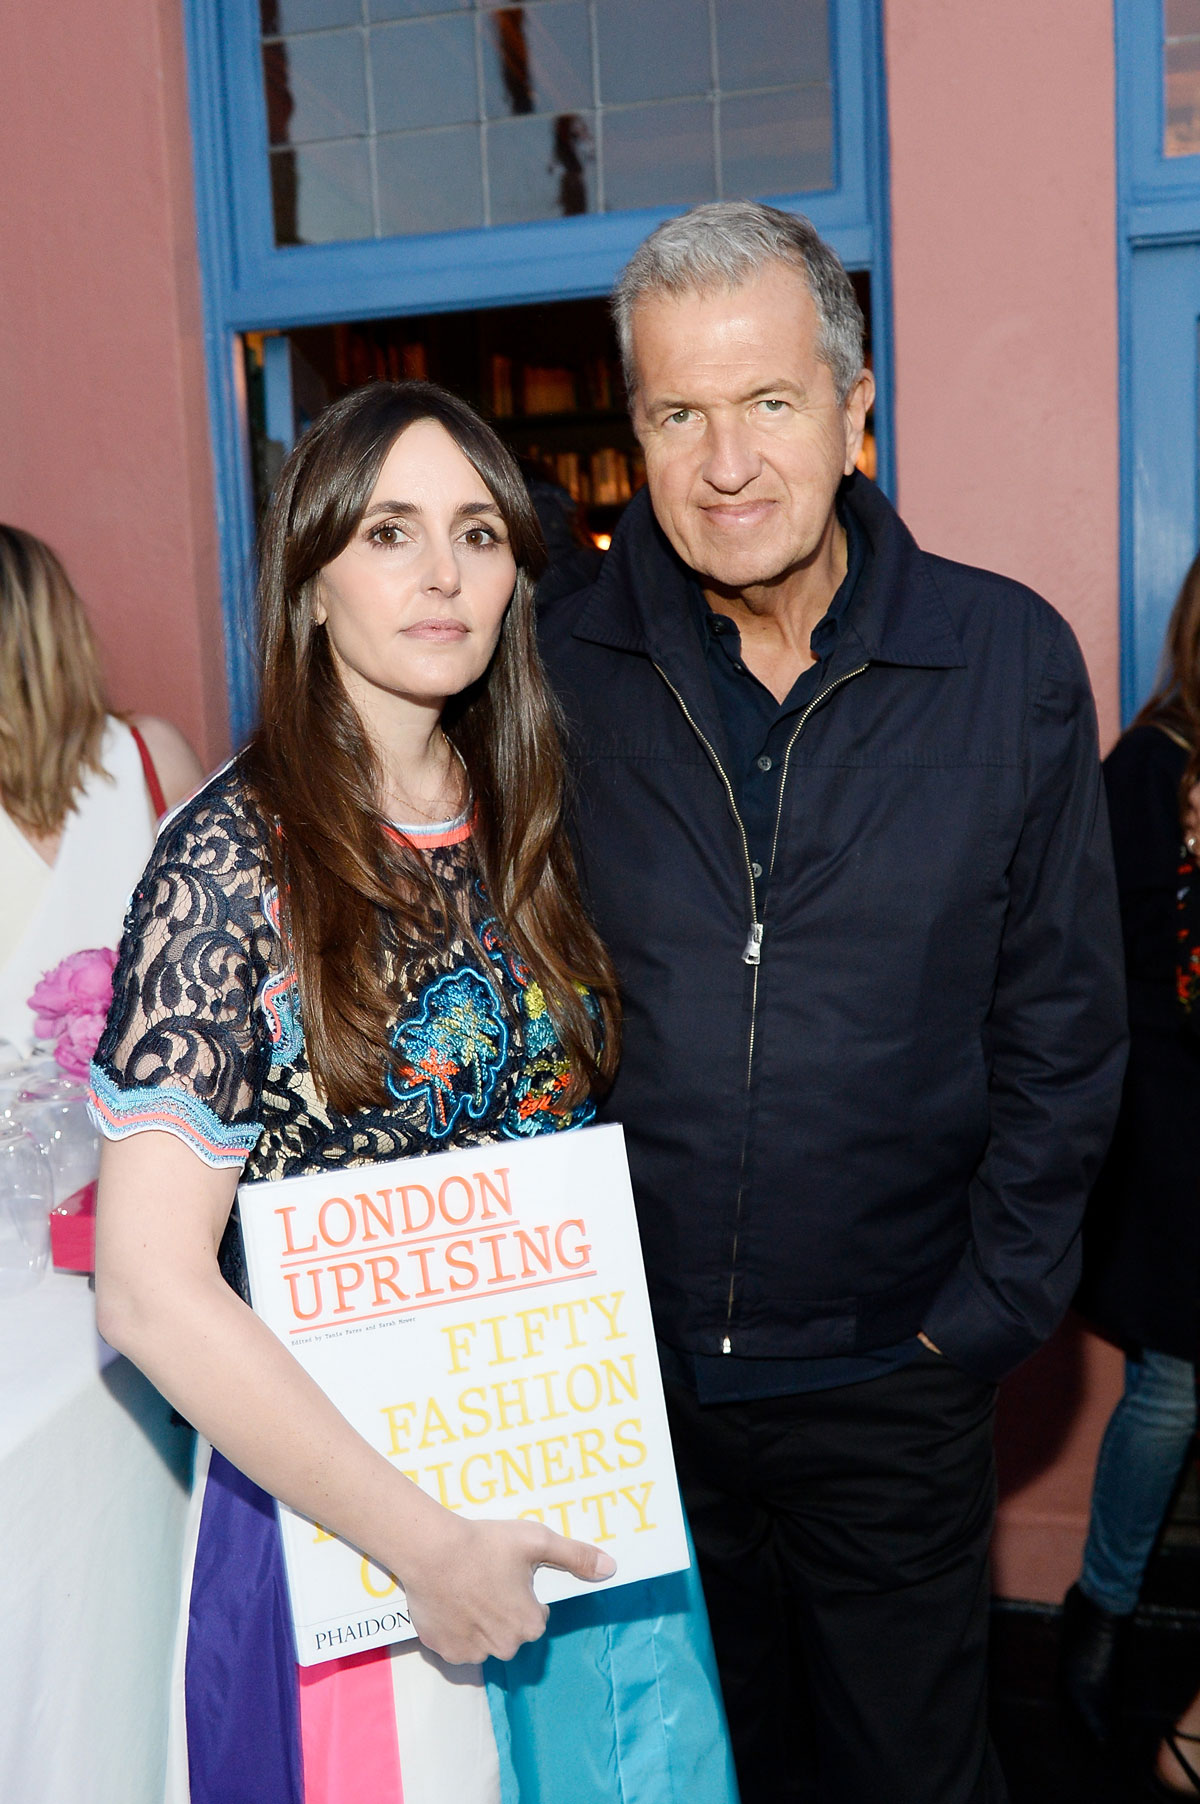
[
  {"x1": 53, "y1": 1009, "x2": 112, "y2": 1081},
  {"x1": 28, "y1": 947, "x2": 118, "y2": 1078}
]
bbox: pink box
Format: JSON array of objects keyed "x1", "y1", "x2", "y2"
[{"x1": 50, "y1": 1180, "x2": 96, "y2": 1272}]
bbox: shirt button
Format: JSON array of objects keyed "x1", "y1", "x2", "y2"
[
  {"x1": 750, "y1": 861, "x2": 763, "y2": 879},
  {"x1": 756, "y1": 754, "x2": 773, "y2": 772}
]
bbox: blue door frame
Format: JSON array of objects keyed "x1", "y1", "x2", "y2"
[
  {"x1": 1117, "y1": 2, "x2": 1200, "y2": 718},
  {"x1": 183, "y1": 1, "x2": 894, "y2": 741}
]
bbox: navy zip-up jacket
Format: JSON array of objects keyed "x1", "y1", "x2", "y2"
[{"x1": 540, "y1": 474, "x2": 1127, "y2": 1383}]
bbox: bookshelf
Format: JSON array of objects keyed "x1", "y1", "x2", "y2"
[{"x1": 270, "y1": 297, "x2": 639, "y2": 541}]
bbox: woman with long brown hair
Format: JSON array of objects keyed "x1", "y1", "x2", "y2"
[
  {"x1": 89, "y1": 382, "x2": 735, "y2": 1804},
  {"x1": 0, "y1": 525, "x2": 200, "y2": 1047}
]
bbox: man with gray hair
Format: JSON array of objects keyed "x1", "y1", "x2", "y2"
[{"x1": 539, "y1": 201, "x2": 1125, "y2": 1801}]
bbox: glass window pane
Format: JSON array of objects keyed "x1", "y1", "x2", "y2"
[
  {"x1": 271, "y1": 141, "x2": 373, "y2": 243},
  {"x1": 370, "y1": 17, "x2": 478, "y2": 132},
  {"x1": 482, "y1": 4, "x2": 591, "y2": 120},
  {"x1": 1167, "y1": 0, "x2": 1200, "y2": 36},
  {"x1": 595, "y1": 0, "x2": 710, "y2": 105},
  {"x1": 720, "y1": 85, "x2": 833, "y2": 198},
  {"x1": 715, "y1": 0, "x2": 828, "y2": 93},
  {"x1": 488, "y1": 111, "x2": 595, "y2": 223},
  {"x1": 370, "y1": 0, "x2": 469, "y2": 17},
  {"x1": 261, "y1": 0, "x2": 360, "y2": 35},
  {"x1": 376, "y1": 127, "x2": 485, "y2": 235},
  {"x1": 1166, "y1": 37, "x2": 1200, "y2": 157},
  {"x1": 603, "y1": 98, "x2": 715, "y2": 211},
  {"x1": 262, "y1": 33, "x2": 367, "y2": 147}
]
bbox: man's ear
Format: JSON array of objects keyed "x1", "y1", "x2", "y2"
[{"x1": 842, "y1": 368, "x2": 876, "y2": 477}]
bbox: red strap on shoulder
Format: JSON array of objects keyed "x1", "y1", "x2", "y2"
[{"x1": 129, "y1": 722, "x2": 168, "y2": 820}]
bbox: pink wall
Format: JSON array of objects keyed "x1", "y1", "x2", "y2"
[
  {"x1": 885, "y1": 0, "x2": 1124, "y2": 1602},
  {"x1": 884, "y1": 0, "x2": 1122, "y2": 749},
  {"x1": 0, "y1": 0, "x2": 228, "y2": 767}
]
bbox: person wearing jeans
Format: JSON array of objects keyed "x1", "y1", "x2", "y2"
[
  {"x1": 1062, "y1": 564, "x2": 1200, "y2": 1788},
  {"x1": 1078, "y1": 1351, "x2": 1197, "y2": 1619}
]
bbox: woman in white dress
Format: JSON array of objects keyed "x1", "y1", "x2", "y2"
[{"x1": 0, "y1": 524, "x2": 202, "y2": 1046}]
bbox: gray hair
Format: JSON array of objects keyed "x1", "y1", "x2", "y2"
[{"x1": 612, "y1": 201, "x2": 865, "y2": 406}]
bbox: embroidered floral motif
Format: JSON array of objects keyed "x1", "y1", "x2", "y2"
[
  {"x1": 502, "y1": 978, "x2": 595, "y2": 1138},
  {"x1": 476, "y1": 905, "x2": 529, "y2": 988},
  {"x1": 388, "y1": 967, "x2": 508, "y2": 1138},
  {"x1": 474, "y1": 896, "x2": 594, "y2": 1138}
]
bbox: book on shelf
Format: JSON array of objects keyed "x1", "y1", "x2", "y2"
[
  {"x1": 488, "y1": 353, "x2": 514, "y2": 417},
  {"x1": 522, "y1": 365, "x2": 577, "y2": 415},
  {"x1": 589, "y1": 447, "x2": 632, "y2": 506},
  {"x1": 237, "y1": 1122, "x2": 689, "y2": 1666}
]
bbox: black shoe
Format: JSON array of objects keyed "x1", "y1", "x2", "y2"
[{"x1": 1058, "y1": 1582, "x2": 1130, "y2": 1743}]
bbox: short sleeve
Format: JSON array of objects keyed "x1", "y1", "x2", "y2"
[{"x1": 88, "y1": 779, "x2": 272, "y2": 1170}]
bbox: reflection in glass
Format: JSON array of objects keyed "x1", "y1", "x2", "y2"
[
  {"x1": 721, "y1": 86, "x2": 833, "y2": 199},
  {"x1": 1166, "y1": 34, "x2": 1200, "y2": 157},
  {"x1": 370, "y1": 0, "x2": 468, "y2": 16},
  {"x1": 259, "y1": 0, "x2": 843, "y2": 245},
  {"x1": 376, "y1": 127, "x2": 485, "y2": 236},
  {"x1": 594, "y1": 0, "x2": 710, "y2": 106},
  {"x1": 488, "y1": 112, "x2": 594, "y2": 223},
  {"x1": 715, "y1": 0, "x2": 828, "y2": 92},
  {"x1": 371, "y1": 16, "x2": 479, "y2": 133},
  {"x1": 260, "y1": 0, "x2": 359, "y2": 35},
  {"x1": 603, "y1": 99, "x2": 715, "y2": 211},
  {"x1": 262, "y1": 33, "x2": 368, "y2": 147},
  {"x1": 482, "y1": 5, "x2": 592, "y2": 119},
  {"x1": 271, "y1": 141, "x2": 373, "y2": 244}
]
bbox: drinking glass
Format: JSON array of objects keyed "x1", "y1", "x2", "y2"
[
  {"x1": 0, "y1": 1124, "x2": 52, "y2": 1295},
  {"x1": 16, "y1": 1078, "x2": 99, "y2": 1207}
]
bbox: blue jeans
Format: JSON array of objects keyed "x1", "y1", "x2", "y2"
[{"x1": 1080, "y1": 1349, "x2": 1197, "y2": 1616}]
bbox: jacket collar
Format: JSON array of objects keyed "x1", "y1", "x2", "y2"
[{"x1": 571, "y1": 474, "x2": 968, "y2": 676}]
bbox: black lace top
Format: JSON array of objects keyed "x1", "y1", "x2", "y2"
[{"x1": 89, "y1": 760, "x2": 594, "y2": 1297}]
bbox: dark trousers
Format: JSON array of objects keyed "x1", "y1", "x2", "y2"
[{"x1": 665, "y1": 1348, "x2": 1008, "y2": 1804}]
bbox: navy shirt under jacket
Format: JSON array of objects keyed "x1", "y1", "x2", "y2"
[
  {"x1": 691, "y1": 502, "x2": 863, "y2": 904},
  {"x1": 677, "y1": 504, "x2": 918, "y2": 1404}
]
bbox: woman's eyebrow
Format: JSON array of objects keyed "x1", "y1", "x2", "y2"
[
  {"x1": 361, "y1": 499, "x2": 502, "y2": 519},
  {"x1": 362, "y1": 499, "x2": 414, "y2": 518}
]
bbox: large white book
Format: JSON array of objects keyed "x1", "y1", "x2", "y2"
[{"x1": 237, "y1": 1122, "x2": 689, "y2": 1666}]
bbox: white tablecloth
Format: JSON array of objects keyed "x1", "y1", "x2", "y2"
[{"x1": 0, "y1": 1271, "x2": 192, "y2": 1803}]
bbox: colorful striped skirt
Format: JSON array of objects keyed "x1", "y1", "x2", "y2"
[{"x1": 166, "y1": 1444, "x2": 740, "y2": 1804}]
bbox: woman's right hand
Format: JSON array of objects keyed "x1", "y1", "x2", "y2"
[{"x1": 398, "y1": 1511, "x2": 617, "y2": 1665}]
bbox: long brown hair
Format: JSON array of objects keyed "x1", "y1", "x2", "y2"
[
  {"x1": 242, "y1": 380, "x2": 619, "y2": 1116},
  {"x1": 0, "y1": 525, "x2": 109, "y2": 834},
  {"x1": 1132, "y1": 549, "x2": 1200, "y2": 818}
]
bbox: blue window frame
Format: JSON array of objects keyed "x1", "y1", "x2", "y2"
[
  {"x1": 184, "y1": 0, "x2": 892, "y2": 738},
  {"x1": 1116, "y1": 2, "x2": 1200, "y2": 717}
]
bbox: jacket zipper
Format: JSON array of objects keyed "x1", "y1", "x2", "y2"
[
  {"x1": 650, "y1": 665, "x2": 761, "y2": 952},
  {"x1": 652, "y1": 657, "x2": 870, "y2": 1354}
]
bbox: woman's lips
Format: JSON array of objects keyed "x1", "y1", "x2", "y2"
[{"x1": 401, "y1": 619, "x2": 469, "y2": 641}]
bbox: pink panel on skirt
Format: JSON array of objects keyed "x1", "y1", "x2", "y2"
[{"x1": 298, "y1": 1647, "x2": 404, "y2": 1804}]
